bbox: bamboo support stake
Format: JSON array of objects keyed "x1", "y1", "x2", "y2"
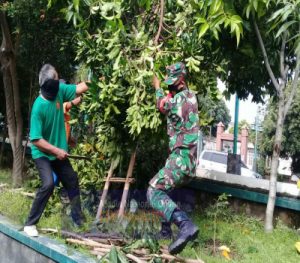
[
  {"x1": 96, "y1": 162, "x2": 115, "y2": 219},
  {"x1": 101, "y1": 177, "x2": 135, "y2": 183},
  {"x1": 118, "y1": 149, "x2": 137, "y2": 218}
]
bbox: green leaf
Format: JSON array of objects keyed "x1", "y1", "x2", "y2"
[
  {"x1": 195, "y1": 17, "x2": 207, "y2": 25},
  {"x1": 198, "y1": 23, "x2": 209, "y2": 38},
  {"x1": 268, "y1": 5, "x2": 289, "y2": 22},
  {"x1": 224, "y1": 17, "x2": 231, "y2": 28},
  {"x1": 231, "y1": 15, "x2": 242, "y2": 24},
  {"x1": 65, "y1": 10, "x2": 73, "y2": 23},
  {"x1": 107, "y1": 46, "x2": 121, "y2": 60},
  {"x1": 209, "y1": 0, "x2": 222, "y2": 16},
  {"x1": 108, "y1": 246, "x2": 118, "y2": 262},
  {"x1": 253, "y1": 0, "x2": 258, "y2": 11},
  {"x1": 245, "y1": 4, "x2": 252, "y2": 19},
  {"x1": 47, "y1": 0, "x2": 55, "y2": 9},
  {"x1": 212, "y1": 28, "x2": 219, "y2": 40},
  {"x1": 111, "y1": 104, "x2": 121, "y2": 114},
  {"x1": 210, "y1": 14, "x2": 225, "y2": 28},
  {"x1": 281, "y1": 5, "x2": 293, "y2": 21},
  {"x1": 73, "y1": 0, "x2": 79, "y2": 12},
  {"x1": 113, "y1": 51, "x2": 122, "y2": 70},
  {"x1": 275, "y1": 21, "x2": 296, "y2": 39},
  {"x1": 235, "y1": 26, "x2": 241, "y2": 46},
  {"x1": 101, "y1": 2, "x2": 121, "y2": 20}
]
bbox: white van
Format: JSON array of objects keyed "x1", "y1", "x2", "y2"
[{"x1": 199, "y1": 150, "x2": 262, "y2": 179}]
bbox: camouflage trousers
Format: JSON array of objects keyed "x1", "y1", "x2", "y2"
[{"x1": 147, "y1": 148, "x2": 196, "y2": 221}]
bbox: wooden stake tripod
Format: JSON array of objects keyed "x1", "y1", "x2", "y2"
[{"x1": 96, "y1": 149, "x2": 136, "y2": 220}]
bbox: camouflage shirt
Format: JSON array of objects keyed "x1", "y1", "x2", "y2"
[{"x1": 156, "y1": 87, "x2": 199, "y2": 154}]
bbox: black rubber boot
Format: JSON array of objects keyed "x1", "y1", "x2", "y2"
[
  {"x1": 156, "y1": 222, "x2": 173, "y2": 240},
  {"x1": 168, "y1": 210, "x2": 199, "y2": 255}
]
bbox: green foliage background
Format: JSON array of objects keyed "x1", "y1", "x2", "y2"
[{"x1": 47, "y1": 0, "x2": 243, "y2": 188}]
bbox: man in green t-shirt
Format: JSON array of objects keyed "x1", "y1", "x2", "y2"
[{"x1": 24, "y1": 64, "x2": 89, "y2": 237}]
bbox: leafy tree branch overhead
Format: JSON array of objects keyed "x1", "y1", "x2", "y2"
[{"x1": 47, "y1": 0, "x2": 243, "y2": 160}]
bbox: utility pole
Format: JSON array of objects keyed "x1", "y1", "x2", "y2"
[
  {"x1": 253, "y1": 115, "x2": 259, "y2": 172},
  {"x1": 227, "y1": 94, "x2": 241, "y2": 175},
  {"x1": 233, "y1": 94, "x2": 239, "y2": 154}
]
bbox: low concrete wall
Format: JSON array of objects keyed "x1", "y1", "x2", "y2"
[
  {"x1": 196, "y1": 168, "x2": 300, "y2": 198},
  {"x1": 0, "y1": 216, "x2": 96, "y2": 263},
  {"x1": 195, "y1": 191, "x2": 300, "y2": 228},
  {"x1": 0, "y1": 231, "x2": 55, "y2": 263},
  {"x1": 191, "y1": 169, "x2": 300, "y2": 227}
]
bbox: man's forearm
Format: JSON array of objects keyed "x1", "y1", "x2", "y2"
[
  {"x1": 32, "y1": 139, "x2": 60, "y2": 156},
  {"x1": 76, "y1": 82, "x2": 88, "y2": 95}
]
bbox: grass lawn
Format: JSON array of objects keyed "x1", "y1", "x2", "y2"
[
  {"x1": 0, "y1": 169, "x2": 12, "y2": 185},
  {"x1": 179, "y1": 214, "x2": 300, "y2": 263},
  {"x1": 0, "y1": 168, "x2": 299, "y2": 262}
]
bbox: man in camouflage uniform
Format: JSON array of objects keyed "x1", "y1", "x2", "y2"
[{"x1": 147, "y1": 62, "x2": 199, "y2": 254}]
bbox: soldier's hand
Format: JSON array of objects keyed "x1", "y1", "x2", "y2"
[
  {"x1": 55, "y1": 148, "x2": 68, "y2": 160},
  {"x1": 152, "y1": 74, "x2": 160, "y2": 90}
]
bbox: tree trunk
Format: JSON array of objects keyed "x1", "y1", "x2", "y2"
[
  {"x1": 264, "y1": 91, "x2": 285, "y2": 232},
  {"x1": 0, "y1": 11, "x2": 23, "y2": 187},
  {"x1": 0, "y1": 118, "x2": 7, "y2": 166}
]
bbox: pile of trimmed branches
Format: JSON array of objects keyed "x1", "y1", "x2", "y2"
[{"x1": 41, "y1": 228, "x2": 204, "y2": 263}]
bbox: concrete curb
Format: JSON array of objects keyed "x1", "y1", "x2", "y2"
[{"x1": 0, "y1": 215, "x2": 96, "y2": 263}]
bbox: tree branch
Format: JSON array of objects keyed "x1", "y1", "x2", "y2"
[
  {"x1": 253, "y1": 17, "x2": 280, "y2": 92},
  {"x1": 280, "y1": 32, "x2": 287, "y2": 80},
  {"x1": 284, "y1": 64, "x2": 289, "y2": 76},
  {"x1": 283, "y1": 53, "x2": 300, "y2": 118},
  {"x1": 154, "y1": 0, "x2": 164, "y2": 46}
]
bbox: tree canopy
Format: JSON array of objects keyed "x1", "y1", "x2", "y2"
[{"x1": 48, "y1": 0, "x2": 244, "y2": 162}]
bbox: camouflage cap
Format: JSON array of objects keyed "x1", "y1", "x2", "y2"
[{"x1": 164, "y1": 62, "x2": 187, "y2": 85}]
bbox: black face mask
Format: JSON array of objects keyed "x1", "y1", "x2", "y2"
[
  {"x1": 41, "y1": 79, "x2": 59, "y2": 101},
  {"x1": 168, "y1": 84, "x2": 179, "y2": 92}
]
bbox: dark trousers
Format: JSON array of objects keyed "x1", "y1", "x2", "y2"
[{"x1": 25, "y1": 157, "x2": 83, "y2": 226}]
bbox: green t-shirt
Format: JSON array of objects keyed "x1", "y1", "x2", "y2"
[{"x1": 30, "y1": 82, "x2": 76, "y2": 160}]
